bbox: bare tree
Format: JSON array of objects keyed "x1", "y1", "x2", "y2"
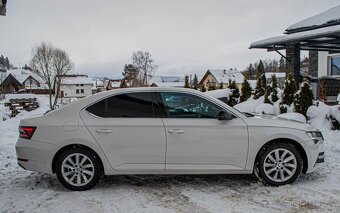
[
  {"x1": 52, "y1": 49, "x2": 73, "y2": 107},
  {"x1": 131, "y1": 51, "x2": 157, "y2": 86},
  {"x1": 31, "y1": 42, "x2": 73, "y2": 110}
]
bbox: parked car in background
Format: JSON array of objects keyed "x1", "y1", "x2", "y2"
[{"x1": 16, "y1": 88, "x2": 325, "y2": 190}]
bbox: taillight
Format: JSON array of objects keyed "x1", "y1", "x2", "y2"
[{"x1": 19, "y1": 126, "x2": 36, "y2": 139}]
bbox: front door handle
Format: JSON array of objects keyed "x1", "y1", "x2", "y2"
[
  {"x1": 168, "y1": 129, "x2": 184, "y2": 134},
  {"x1": 96, "y1": 129, "x2": 112, "y2": 133}
]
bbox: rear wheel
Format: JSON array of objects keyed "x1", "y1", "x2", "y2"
[
  {"x1": 255, "y1": 143, "x2": 303, "y2": 186},
  {"x1": 56, "y1": 147, "x2": 101, "y2": 191}
]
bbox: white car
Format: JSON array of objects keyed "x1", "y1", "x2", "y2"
[{"x1": 16, "y1": 87, "x2": 325, "y2": 190}]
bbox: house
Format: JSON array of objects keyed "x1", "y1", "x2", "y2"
[
  {"x1": 250, "y1": 5, "x2": 340, "y2": 103},
  {"x1": 92, "y1": 79, "x2": 105, "y2": 94},
  {"x1": 105, "y1": 79, "x2": 122, "y2": 90},
  {"x1": 0, "y1": 69, "x2": 47, "y2": 94},
  {"x1": 199, "y1": 69, "x2": 244, "y2": 89},
  {"x1": 59, "y1": 75, "x2": 93, "y2": 98},
  {"x1": 149, "y1": 75, "x2": 185, "y2": 88}
]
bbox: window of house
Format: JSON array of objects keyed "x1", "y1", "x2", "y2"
[
  {"x1": 80, "y1": 84, "x2": 84, "y2": 86},
  {"x1": 85, "y1": 92, "x2": 156, "y2": 118},
  {"x1": 159, "y1": 92, "x2": 222, "y2": 118},
  {"x1": 76, "y1": 84, "x2": 79, "y2": 87},
  {"x1": 81, "y1": 89, "x2": 84, "y2": 93},
  {"x1": 330, "y1": 56, "x2": 340, "y2": 76},
  {"x1": 76, "y1": 89, "x2": 79, "y2": 94}
]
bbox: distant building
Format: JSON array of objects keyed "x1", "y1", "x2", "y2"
[
  {"x1": 59, "y1": 75, "x2": 93, "y2": 98},
  {"x1": 149, "y1": 75, "x2": 185, "y2": 88},
  {"x1": 265, "y1": 72, "x2": 286, "y2": 89},
  {"x1": 0, "y1": 69, "x2": 47, "y2": 94},
  {"x1": 92, "y1": 79, "x2": 105, "y2": 94},
  {"x1": 106, "y1": 79, "x2": 122, "y2": 90},
  {"x1": 199, "y1": 69, "x2": 244, "y2": 89}
]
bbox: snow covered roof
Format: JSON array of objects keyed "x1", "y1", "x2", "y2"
[
  {"x1": 208, "y1": 69, "x2": 244, "y2": 84},
  {"x1": 62, "y1": 76, "x2": 93, "y2": 85},
  {"x1": 286, "y1": 5, "x2": 340, "y2": 33},
  {"x1": 110, "y1": 81, "x2": 121, "y2": 88},
  {"x1": 6, "y1": 69, "x2": 44, "y2": 85},
  {"x1": 264, "y1": 72, "x2": 286, "y2": 79},
  {"x1": 150, "y1": 81, "x2": 184, "y2": 87},
  {"x1": 250, "y1": 24, "x2": 340, "y2": 49},
  {"x1": 250, "y1": 5, "x2": 340, "y2": 53}
]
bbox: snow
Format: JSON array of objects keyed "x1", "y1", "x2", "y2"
[
  {"x1": 250, "y1": 24, "x2": 340, "y2": 48},
  {"x1": 286, "y1": 5, "x2": 340, "y2": 32},
  {"x1": 205, "y1": 88, "x2": 230, "y2": 99},
  {"x1": 5, "y1": 93, "x2": 37, "y2": 102},
  {"x1": 209, "y1": 69, "x2": 244, "y2": 84},
  {"x1": 5, "y1": 69, "x2": 46, "y2": 88},
  {"x1": 255, "y1": 103, "x2": 275, "y2": 115},
  {"x1": 234, "y1": 96, "x2": 264, "y2": 113},
  {"x1": 264, "y1": 72, "x2": 286, "y2": 79},
  {"x1": 337, "y1": 93, "x2": 340, "y2": 104},
  {"x1": 1, "y1": 95, "x2": 340, "y2": 212},
  {"x1": 306, "y1": 102, "x2": 340, "y2": 130}
]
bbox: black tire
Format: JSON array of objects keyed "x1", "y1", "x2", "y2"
[
  {"x1": 255, "y1": 143, "x2": 303, "y2": 186},
  {"x1": 56, "y1": 147, "x2": 101, "y2": 191}
]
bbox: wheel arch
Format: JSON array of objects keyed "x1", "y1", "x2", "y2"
[
  {"x1": 255, "y1": 138, "x2": 308, "y2": 174},
  {"x1": 52, "y1": 144, "x2": 104, "y2": 174}
]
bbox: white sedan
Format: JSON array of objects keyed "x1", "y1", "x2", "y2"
[{"x1": 16, "y1": 87, "x2": 325, "y2": 190}]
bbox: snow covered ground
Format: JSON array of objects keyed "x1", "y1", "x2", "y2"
[{"x1": 1, "y1": 95, "x2": 340, "y2": 212}]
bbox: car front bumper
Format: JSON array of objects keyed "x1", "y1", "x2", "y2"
[{"x1": 15, "y1": 138, "x2": 60, "y2": 174}]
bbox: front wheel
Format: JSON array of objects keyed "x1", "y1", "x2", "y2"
[
  {"x1": 56, "y1": 147, "x2": 101, "y2": 191},
  {"x1": 255, "y1": 143, "x2": 303, "y2": 186}
]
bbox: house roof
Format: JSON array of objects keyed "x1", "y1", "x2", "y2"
[
  {"x1": 62, "y1": 76, "x2": 93, "y2": 85},
  {"x1": 150, "y1": 81, "x2": 184, "y2": 87},
  {"x1": 264, "y1": 72, "x2": 286, "y2": 78},
  {"x1": 286, "y1": 5, "x2": 340, "y2": 34},
  {"x1": 6, "y1": 69, "x2": 44, "y2": 85},
  {"x1": 250, "y1": 5, "x2": 340, "y2": 54},
  {"x1": 200, "y1": 69, "x2": 244, "y2": 85}
]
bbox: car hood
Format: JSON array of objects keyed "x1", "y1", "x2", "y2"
[{"x1": 244, "y1": 114, "x2": 315, "y2": 131}]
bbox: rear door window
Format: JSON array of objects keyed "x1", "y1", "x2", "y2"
[{"x1": 86, "y1": 92, "x2": 157, "y2": 118}]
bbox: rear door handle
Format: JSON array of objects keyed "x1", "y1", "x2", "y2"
[
  {"x1": 96, "y1": 129, "x2": 112, "y2": 133},
  {"x1": 168, "y1": 129, "x2": 184, "y2": 134}
]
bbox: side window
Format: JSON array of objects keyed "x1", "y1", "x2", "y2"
[
  {"x1": 107, "y1": 92, "x2": 154, "y2": 117},
  {"x1": 86, "y1": 99, "x2": 106, "y2": 117},
  {"x1": 86, "y1": 92, "x2": 156, "y2": 118},
  {"x1": 160, "y1": 92, "x2": 222, "y2": 118}
]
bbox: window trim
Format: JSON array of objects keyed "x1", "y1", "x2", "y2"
[{"x1": 328, "y1": 54, "x2": 340, "y2": 76}]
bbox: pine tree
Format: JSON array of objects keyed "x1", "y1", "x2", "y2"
[
  {"x1": 281, "y1": 73, "x2": 297, "y2": 106},
  {"x1": 228, "y1": 80, "x2": 240, "y2": 106},
  {"x1": 192, "y1": 74, "x2": 199, "y2": 89},
  {"x1": 294, "y1": 78, "x2": 314, "y2": 117},
  {"x1": 271, "y1": 74, "x2": 279, "y2": 102},
  {"x1": 240, "y1": 77, "x2": 252, "y2": 102},
  {"x1": 254, "y1": 73, "x2": 266, "y2": 99},
  {"x1": 219, "y1": 80, "x2": 224, "y2": 89},
  {"x1": 264, "y1": 86, "x2": 272, "y2": 104},
  {"x1": 184, "y1": 75, "x2": 190, "y2": 88},
  {"x1": 256, "y1": 60, "x2": 265, "y2": 79}
]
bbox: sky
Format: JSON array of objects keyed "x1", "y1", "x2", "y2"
[{"x1": 0, "y1": 0, "x2": 339, "y2": 78}]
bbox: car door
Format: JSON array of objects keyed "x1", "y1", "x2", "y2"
[
  {"x1": 80, "y1": 91, "x2": 166, "y2": 172},
  {"x1": 158, "y1": 92, "x2": 249, "y2": 172}
]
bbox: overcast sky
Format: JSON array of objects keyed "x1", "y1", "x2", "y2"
[{"x1": 0, "y1": 0, "x2": 338, "y2": 78}]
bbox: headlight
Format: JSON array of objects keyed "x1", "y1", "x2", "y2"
[{"x1": 306, "y1": 131, "x2": 324, "y2": 144}]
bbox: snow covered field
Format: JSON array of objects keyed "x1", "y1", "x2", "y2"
[{"x1": 1, "y1": 95, "x2": 340, "y2": 212}]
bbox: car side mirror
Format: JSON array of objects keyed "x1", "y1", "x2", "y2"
[{"x1": 217, "y1": 111, "x2": 235, "y2": 120}]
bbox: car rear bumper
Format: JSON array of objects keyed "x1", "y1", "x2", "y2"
[{"x1": 15, "y1": 138, "x2": 60, "y2": 174}]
